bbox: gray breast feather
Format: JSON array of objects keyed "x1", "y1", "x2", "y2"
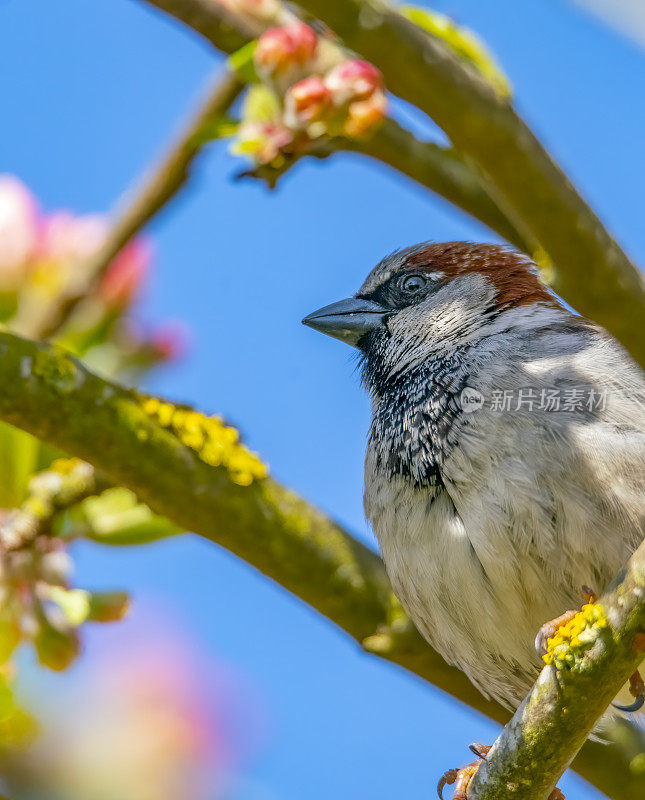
[{"x1": 364, "y1": 322, "x2": 645, "y2": 709}]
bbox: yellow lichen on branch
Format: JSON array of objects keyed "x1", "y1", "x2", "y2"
[
  {"x1": 542, "y1": 602, "x2": 608, "y2": 669},
  {"x1": 140, "y1": 396, "x2": 267, "y2": 485},
  {"x1": 469, "y1": 541, "x2": 645, "y2": 800}
]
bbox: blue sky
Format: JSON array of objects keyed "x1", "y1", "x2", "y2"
[{"x1": 2, "y1": 1, "x2": 644, "y2": 798}]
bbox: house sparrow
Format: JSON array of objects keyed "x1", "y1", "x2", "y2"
[{"x1": 303, "y1": 241, "x2": 645, "y2": 717}]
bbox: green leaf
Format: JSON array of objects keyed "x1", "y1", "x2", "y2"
[
  {"x1": 77, "y1": 488, "x2": 182, "y2": 546},
  {"x1": 227, "y1": 41, "x2": 260, "y2": 83},
  {"x1": 33, "y1": 614, "x2": 79, "y2": 671},
  {"x1": 400, "y1": 5, "x2": 512, "y2": 97},
  {"x1": 0, "y1": 422, "x2": 40, "y2": 507},
  {"x1": 46, "y1": 587, "x2": 91, "y2": 627},
  {"x1": 190, "y1": 116, "x2": 240, "y2": 149},
  {"x1": 0, "y1": 672, "x2": 38, "y2": 750},
  {"x1": 87, "y1": 591, "x2": 130, "y2": 623},
  {"x1": 0, "y1": 617, "x2": 20, "y2": 665}
]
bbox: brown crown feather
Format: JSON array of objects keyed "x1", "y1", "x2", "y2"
[{"x1": 404, "y1": 241, "x2": 558, "y2": 310}]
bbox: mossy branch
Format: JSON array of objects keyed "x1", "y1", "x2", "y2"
[
  {"x1": 469, "y1": 541, "x2": 645, "y2": 799},
  {"x1": 0, "y1": 330, "x2": 642, "y2": 799}
]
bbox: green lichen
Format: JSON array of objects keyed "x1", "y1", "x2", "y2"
[
  {"x1": 140, "y1": 396, "x2": 267, "y2": 486},
  {"x1": 32, "y1": 347, "x2": 82, "y2": 393},
  {"x1": 542, "y1": 602, "x2": 608, "y2": 671}
]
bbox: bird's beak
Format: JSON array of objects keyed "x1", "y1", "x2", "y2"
[{"x1": 302, "y1": 297, "x2": 389, "y2": 347}]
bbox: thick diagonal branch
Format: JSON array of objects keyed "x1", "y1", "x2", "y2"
[{"x1": 0, "y1": 331, "x2": 641, "y2": 800}]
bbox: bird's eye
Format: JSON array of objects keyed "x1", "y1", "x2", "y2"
[{"x1": 400, "y1": 274, "x2": 427, "y2": 295}]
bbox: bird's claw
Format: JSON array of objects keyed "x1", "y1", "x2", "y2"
[
  {"x1": 437, "y1": 744, "x2": 490, "y2": 800},
  {"x1": 612, "y1": 669, "x2": 645, "y2": 713},
  {"x1": 437, "y1": 743, "x2": 565, "y2": 800},
  {"x1": 535, "y1": 586, "x2": 598, "y2": 657},
  {"x1": 535, "y1": 609, "x2": 578, "y2": 657}
]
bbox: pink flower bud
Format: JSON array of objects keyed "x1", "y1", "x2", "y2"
[
  {"x1": 99, "y1": 237, "x2": 151, "y2": 310},
  {"x1": 254, "y1": 22, "x2": 317, "y2": 76},
  {"x1": 0, "y1": 175, "x2": 40, "y2": 289},
  {"x1": 345, "y1": 90, "x2": 388, "y2": 137},
  {"x1": 325, "y1": 59, "x2": 383, "y2": 105},
  {"x1": 148, "y1": 321, "x2": 190, "y2": 362},
  {"x1": 285, "y1": 76, "x2": 332, "y2": 126},
  {"x1": 39, "y1": 212, "x2": 107, "y2": 264}
]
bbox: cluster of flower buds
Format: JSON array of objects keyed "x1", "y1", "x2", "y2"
[
  {"x1": 286, "y1": 58, "x2": 386, "y2": 138},
  {"x1": 254, "y1": 20, "x2": 318, "y2": 82},
  {"x1": 235, "y1": 20, "x2": 387, "y2": 166},
  {"x1": 0, "y1": 175, "x2": 184, "y2": 367},
  {"x1": 0, "y1": 460, "x2": 130, "y2": 671}
]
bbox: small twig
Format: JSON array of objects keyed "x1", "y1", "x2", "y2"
[
  {"x1": 238, "y1": 120, "x2": 534, "y2": 253},
  {"x1": 36, "y1": 69, "x2": 244, "y2": 340},
  {"x1": 0, "y1": 459, "x2": 110, "y2": 550}
]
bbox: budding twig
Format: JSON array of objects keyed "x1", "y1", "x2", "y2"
[{"x1": 36, "y1": 69, "x2": 244, "y2": 340}]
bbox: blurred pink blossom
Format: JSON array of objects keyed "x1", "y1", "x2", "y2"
[
  {"x1": 0, "y1": 175, "x2": 40, "y2": 289},
  {"x1": 236, "y1": 120, "x2": 294, "y2": 163},
  {"x1": 325, "y1": 59, "x2": 384, "y2": 105},
  {"x1": 147, "y1": 321, "x2": 190, "y2": 362},
  {"x1": 99, "y1": 236, "x2": 151, "y2": 310},
  {"x1": 344, "y1": 90, "x2": 388, "y2": 137},
  {"x1": 20, "y1": 614, "x2": 266, "y2": 800},
  {"x1": 254, "y1": 21, "x2": 318, "y2": 77},
  {"x1": 285, "y1": 76, "x2": 332, "y2": 127},
  {"x1": 27, "y1": 202, "x2": 150, "y2": 312},
  {"x1": 38, "y1": 211, "x2": 107, "y2": 265}
]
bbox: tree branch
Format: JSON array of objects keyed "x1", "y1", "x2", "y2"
[
  {"x1": 469, "y1": 541, "x2": 645, "y2": 799},
  {"x1": 36, "y1": 69, "x2": 244, "y2": 340},
  {"x1": 291, "y1": 0, "x2": 645, "y2": 367},
  {"x1": 139, "y1": 0, "x2": 254, "y2": 50},
  {"x1": 0, "y1": 330, "x2": 641, "y2": 799},
  {"x1": 137, "y1": 0, "x2": 533, "y2": 250},
  {"x1": 247, "y1": 120, "x2": 534, "y2": 253}
]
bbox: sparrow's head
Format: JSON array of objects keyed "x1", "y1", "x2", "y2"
[{"x1": 303, "y1": 241, "x2": 560, "y2": 386}]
